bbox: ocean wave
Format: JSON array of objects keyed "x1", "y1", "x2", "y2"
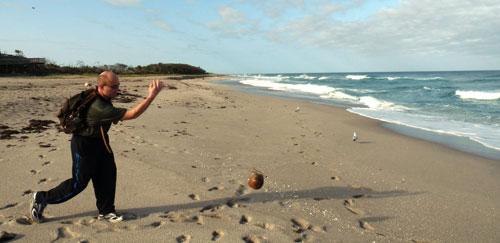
[
  {"x1": 243, "y1": 75, "x2": 287, "y2": 82},
  {"x1": 240, "y1": 79, "x2": 335, "y2": 95},
  {"x1": 358, "y1": 96, "x2": 410, "y2": 111},
  {"x1": 346, "y1": 75, "x2": 369, "y2": 80},
  {"x1": 455, "y1": 90, "x2": 500, "y2": 100},
  {"x1": 295, "y1": 74, "x2": 316, "y2": 80},
  {"x1": 345, "y1": 88, "x2": 378, "y2": 94},
  {"x1": 347, "y1": 108, "x2": 500, "y2": 151},
  {"x1": 415, "y1": 77, "x2": 443, "y2": 80},
  {"x1": 320, "y1": 91, "x2": 358, "y2": 101},
  {"x1": 318, "y1": 76, "x2": 329, "y2": 80}
]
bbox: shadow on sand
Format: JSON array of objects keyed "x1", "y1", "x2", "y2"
[{"x1": 48, "y1": 186, "x2": 422, "y2": 222}]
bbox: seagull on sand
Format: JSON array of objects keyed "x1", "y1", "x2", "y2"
[
  {"x1": 353, "y1": 132, "x2": 358, "y2": 141},
  {"x1": 295, "y1": 107, "x2": 300, "y2": 112}
]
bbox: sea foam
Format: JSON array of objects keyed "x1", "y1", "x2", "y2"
[
  {"x1": 358, "y1": 96, "x2": 410, "y2": 111},
  {"x1": 240, "y1": 79, "x2": 334, "y2": 95},
  {"x1": 455, "y1": 90, "x2": 500, "y2": 100},
  {"x1": 346, "y1": 75, "x2": 369, "y2": 80}
]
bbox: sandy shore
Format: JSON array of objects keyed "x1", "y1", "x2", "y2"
[{"x1": 0, "y1": 75, "x2": 499, "y2": 242}]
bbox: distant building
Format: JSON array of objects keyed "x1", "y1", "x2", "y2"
[{"x1": 0, "y1": 53, "x2": 45, "y2": 74}]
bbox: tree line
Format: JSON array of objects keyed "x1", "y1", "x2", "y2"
[{"x1": 0, "y1": 50, "x2": 207, "y2": 75}]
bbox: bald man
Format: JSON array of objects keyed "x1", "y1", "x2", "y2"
[{"x1": 30, "y1": 71, "x2": 164, "y2": 223}]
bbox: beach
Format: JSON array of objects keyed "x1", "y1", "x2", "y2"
[{"x1": 0, "y1": 75, "x2": 499, "y2": 242}]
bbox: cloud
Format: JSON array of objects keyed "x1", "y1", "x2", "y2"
[
  {"x1": 269, "y1": 0, "x2": 500, "y2": 57},
  {"x1": 204, "y1": 5, "x2": 260, "y2": 37},
  {"x1": 142, "y1": 8, "x2": 174, "y2": 32},
  {"x1": 101, "y1": 0, "x2": 143, "y2": 7}
]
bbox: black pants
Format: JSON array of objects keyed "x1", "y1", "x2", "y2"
[{"x1": 36, "y1": 134, "x2": 116, "y2": 215}]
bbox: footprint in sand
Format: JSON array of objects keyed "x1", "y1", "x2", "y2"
[
  {"x1": 0, "y1": 203, "x2": 19, "y2": 210},
  {"x1": 192, "y1": 215, "x2": 204, "y2": 225},
  {"x1": 235, "y1": 185, "x2": 248, "y2": 196},
  {"x1": 291, "y1": 218, "x2": 310, "y2": 231},
  {"x1": 212, "y1": 230, "x2": 225, "y2": 241},
  {"x1": 11, "y1": 216, "x2": 32, "y2": 225},
  {"x1": 346, "y1": 206, "x2": 365, "y2": 215},
  {"x1": 42, "y1": 161, "x2": 52, "y2": 166},
  {"x1": 256, "y1": 223, "x2": 275, "y2": 230},
  {"x1": 176, "y1": 234, "x2": 191, "y2": 243},
  {"x1": 188, "y1": 194, "x2": 200, "y2": 201},
  {"x1": 53, "y1": 226, "x2": 81, "y2": 242},
  {"x1": 200, "y1": 205, "x2": 225, "y2": 213},
  {"x1": 243, "y1": 235, "x2": 261, "y2": 243},
  {"x1": 240, "y1": 215, "x2": 252, "y2": 224},
  {"x1": 359, "y1": 220, "x2": 375, "y2": 231},
  {"x1": 30, "y1": 169, "x2": 40, "y2": 175},
  {"x1": 23, "y1": 189, "x2": 33, "y2": 196},
  {"x1": 226, "y1": 200, "x2": 239, "y2": 208},
  {"x1": 208, "y1": 186, "x2": 224, "y2": 191},
  {"x1": 148, "y1": 221, "x2": 167, "y2": 228},
  {"x1": 344, "y1": 199, "x2": 354, "y2": 206}
]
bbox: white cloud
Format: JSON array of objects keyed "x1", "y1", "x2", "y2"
[
  {"x1": 150, "y1": 18, "x2": 173, "y2": 32},
  {"x1": 270, "y1": 0, "x2": 500, "y2": 57},
  {"x1": 204, "y1": 5, "x2": 260, "y2": 37},
  {"x1": 101, "y1": 0, "x2": 143, "y2": 7}
]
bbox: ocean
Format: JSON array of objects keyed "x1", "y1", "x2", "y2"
[{"x1": 216, "y1": 71, "x2": 500, "y2": 160}]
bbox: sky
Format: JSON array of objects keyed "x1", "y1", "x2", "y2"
[{"x1": 1, "y1": 0, "x2": 499, "y2": 74}]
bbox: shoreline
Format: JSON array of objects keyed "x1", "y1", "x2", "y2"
[
  {"x1": 1, "y1": 75, "x2": 499, "y2": 242},
  {"x1": 215, "y1": 78, "x2": 500, "y2": 161}
]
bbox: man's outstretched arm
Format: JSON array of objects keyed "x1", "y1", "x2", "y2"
[{"x1": 121, "y1": 80, "x2": 164, "y2": 121}]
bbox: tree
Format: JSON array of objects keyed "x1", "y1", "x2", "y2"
[{"x1": 14, "y1": 49, "x2": 25, "y2": 57}]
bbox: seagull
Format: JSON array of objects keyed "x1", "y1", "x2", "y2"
[
  {"x1": 295, "y1": 107, "x2": 300, "y2": 112},
  {"x1": 353, "y1": 132, "x2": 358, "y2": 141}
]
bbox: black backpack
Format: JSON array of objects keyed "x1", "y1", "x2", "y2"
[{"x1": 57, "y1": 88, "x2": 98, "y2": 134}]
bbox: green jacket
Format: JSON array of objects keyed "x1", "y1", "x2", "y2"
[{"x1": 77, "y1": 94, "x2": 127, "y2": 137}]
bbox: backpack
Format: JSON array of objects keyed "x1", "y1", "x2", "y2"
[{"x1": 57, "y1": 88, "x2": 98, "y2": 134}]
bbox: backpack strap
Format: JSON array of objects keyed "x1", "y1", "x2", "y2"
[{"x1": 100, "y1": 125, "x2": 112, "y2": 154}]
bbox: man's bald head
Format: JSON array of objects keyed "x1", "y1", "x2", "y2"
[{"x1": 98, "y1": 71, "x2": 118, "y2": 86}]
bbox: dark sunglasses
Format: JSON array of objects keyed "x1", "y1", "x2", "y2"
[{"x1": 105, "y1": 84, "x2": 120, "y2": 89}]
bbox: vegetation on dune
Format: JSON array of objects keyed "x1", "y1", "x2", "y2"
[{"x1": 0, "y1": 50, "x2": 207, "y2": 75}]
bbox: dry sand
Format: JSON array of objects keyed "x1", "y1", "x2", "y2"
[{"x1": 0, "y1": 75, "x2": 499, "y2": 243}]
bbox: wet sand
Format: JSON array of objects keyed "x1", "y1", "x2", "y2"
[{"x1": 0, "y1": 75, "x2": 499, "y2": 242}]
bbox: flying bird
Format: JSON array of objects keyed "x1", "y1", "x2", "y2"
[{"x1": 353, "y1": 132, "x2": 358, "y2": 141}]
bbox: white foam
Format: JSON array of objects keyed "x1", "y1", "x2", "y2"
[
  {"x1": 347, "y1": 108, "x2": 500, "y2": 151},
  {"x1": 318, "y1": 76, "x2": 329, "y2": 80},
  {"x1": 387, "y1": 77, "x2": 401, "y2": 80},
  {"x1": 455, "y1": 90, "x2": 500, "y2": 100},
  {"x1": 358, "y1": 96, "x2": 410, "y2": 111},
  {"x1": 240, "y1": 79, "x2": 335, "y2": 95},
  {"x1": 295, "y1": 74, "x2": 316, "y2": 80},
  {"x1": 320, "y1": 91, "x2": 358, "y2": 101},
  {"x1": 415, "y1": 77, "x2": 443, "y2": 80},
  {"x1": 346, "y1": 75, "x2": 369, "y2": 80},
  {"x1": 345, "y1": 88, "x2": 378, "y2": 94}
]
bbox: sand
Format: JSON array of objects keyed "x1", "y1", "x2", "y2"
[{"x1": 0, "y1": 75, "x2": 499, "y2": 243}]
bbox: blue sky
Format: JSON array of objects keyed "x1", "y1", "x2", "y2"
[{"x1": 1, "y1": 0, "x2": 499, "y2": 74}]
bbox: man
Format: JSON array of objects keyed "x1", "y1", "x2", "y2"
[{"x1": 30, "y1": 71, "x2": 164, "y2": 223}]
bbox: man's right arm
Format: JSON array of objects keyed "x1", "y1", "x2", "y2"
[{"x1": 121, "y1": 80, "x2": 164, "y2": 121}]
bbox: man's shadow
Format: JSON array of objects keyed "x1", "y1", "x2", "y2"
[{"x1": 49, "y1": 186, "x2": 421, "y2": 222}]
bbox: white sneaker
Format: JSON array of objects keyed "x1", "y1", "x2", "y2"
[
  {"x1": 98, "y1": 211, "x2": 124, "y2": 222},
  {"x1": 30, "y1": 192, "x2": 46, "y2": 223}
]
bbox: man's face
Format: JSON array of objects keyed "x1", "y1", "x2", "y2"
[{"x1": 101, "y1": 77, "x2": 120, "y2": 99}]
